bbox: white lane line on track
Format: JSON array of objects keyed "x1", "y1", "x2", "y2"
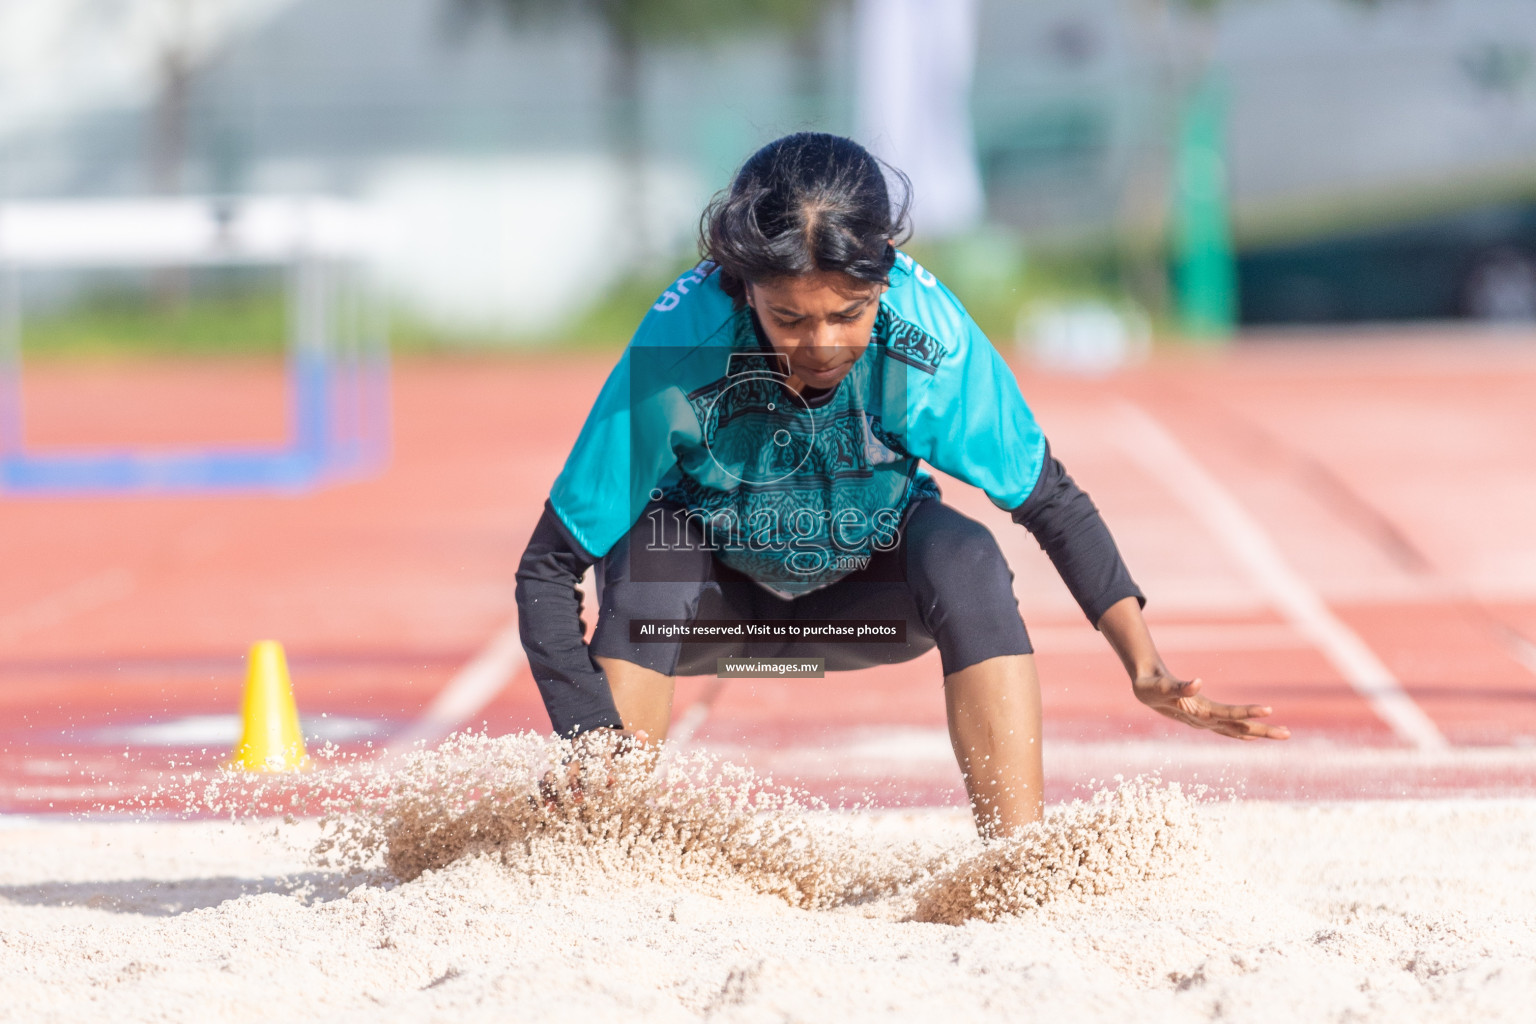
[
  {"x1": 731, "y1": 731, "x2": 1532, "y2": 778},
  {"x1": 1500, "y1": 627, "x2": 1536, "y2": 680},
  {"x1": 1115, "y1": 401, "x2": 1449, "y2": 752},
  {"x1": 0, "y1": 568, "x2": 135, "y2": 645},
  {"x1": 385, "y1": 618, "x2": 525, "y2": 753},
  {"x1": 1028, "y1": 622, "x2": 1308, "y2": 653}
]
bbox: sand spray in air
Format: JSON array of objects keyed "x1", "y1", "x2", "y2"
[
  {"x1": 295, "y1": 731, "x2": 1205, "y2": 923},
  {"x1": 92, "y1": 730, "x2": 1205, "y2": 922},
  {"x1": 309, "y1": 731, "x2": 928, "y2": 908}
]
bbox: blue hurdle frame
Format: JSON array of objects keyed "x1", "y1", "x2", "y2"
[{"x1": 0, "y1": 256, "x2": 389, "y2": 495}]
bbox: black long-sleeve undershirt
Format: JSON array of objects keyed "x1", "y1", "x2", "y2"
[
  {"x1": 1009, "y1": 439, "x2": 1145, "y2": 625},
  {"x1": 516, "y1": 441, "x2": 1143, "y2": 737},
  {"x1": 514, "y1": 499, "x2": 623, "y2": 736}
]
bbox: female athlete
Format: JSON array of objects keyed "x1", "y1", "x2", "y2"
[{"x1": 516, "y1": 132, "x2": 1288, "y2": 838}]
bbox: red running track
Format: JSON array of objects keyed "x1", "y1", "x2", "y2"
[{"x1": 2, "y1": 332, "x2": 1534, "y2": 816}]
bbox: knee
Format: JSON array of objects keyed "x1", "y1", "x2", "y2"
[
  {"x1": 907, "y1": 509, "x2": 1014, "y2": 601},
  {"x1": 599, "y1": 566, "x2": 714, "y2": 622}
]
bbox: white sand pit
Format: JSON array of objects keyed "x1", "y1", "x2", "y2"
[{"x1": 2, "y1": 732, "x2": 1534, "y2": 1022}]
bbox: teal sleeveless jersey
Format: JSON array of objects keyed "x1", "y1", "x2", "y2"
[{"x1": 548, "y1": 252, "x2": 1047, "y2": 598}]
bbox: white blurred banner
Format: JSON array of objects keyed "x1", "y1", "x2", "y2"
[{"x1": 854, "y1": 0, "x2": 984, "y2": 237}]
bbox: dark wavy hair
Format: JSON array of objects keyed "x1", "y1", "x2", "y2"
[{"x1": 699, "y1": 132, "x2": 912, "y2": 306}]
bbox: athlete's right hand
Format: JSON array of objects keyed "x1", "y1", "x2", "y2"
[
  {"x1": 1132, "y1": 671, "x2": 1290, "y2": 741},
  {"x1": 537, "y1": 728, "x2": 652, "y2": 809}
]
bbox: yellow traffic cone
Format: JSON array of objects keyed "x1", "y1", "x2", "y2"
[{"x1": 228, "y1": 640, "x2": 310, "y2": 772}]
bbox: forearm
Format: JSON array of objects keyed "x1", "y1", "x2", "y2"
[
  {"x1": 1096, "y1": 595, "x2": 1165, "y2": 680},
  {"x1": 515, "y1": 500, "x2": 624, "y2": 737},
  {"x1": 1011, "y1": 441, "x2": 1144, "y2": 626}
]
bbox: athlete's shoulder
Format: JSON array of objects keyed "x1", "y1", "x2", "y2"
[
  {"x1": 876, "y1": 250, "x2": 982, "y2": 377},
  {"x1": 630, "y1": 261, "x2": 739, "y2": 350},
  {"x1": 622, "y1": 262, "x2": 746, "y2": 396},
  {"x1": 882, "y1": 250, "x2": 975, "y2": 340}
]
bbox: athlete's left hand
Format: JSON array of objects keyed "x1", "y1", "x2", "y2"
[{"x1": 1132, "y1": 671, "x2": 1290, "y2": 741}]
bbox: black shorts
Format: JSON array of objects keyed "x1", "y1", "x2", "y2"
[{"x1": 589, "y1": 497, "x2": 1033, "y2": 677}]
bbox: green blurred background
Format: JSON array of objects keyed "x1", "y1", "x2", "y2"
[{"x1": 4, "y1": 0, "x2": 1536, "y2": 359}]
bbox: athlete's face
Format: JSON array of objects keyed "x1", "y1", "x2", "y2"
[{"x1": 745, "y1": 271, "x2": 885, "y2": 393}]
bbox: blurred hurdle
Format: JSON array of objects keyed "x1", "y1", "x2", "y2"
[{"x1": 0, "y1": 197, "x2": 389, "y2": 494}]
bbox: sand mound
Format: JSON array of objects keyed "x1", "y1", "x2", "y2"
[{"x1": 911, "y1": 778, "x2": 1201, "y2": 924}]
